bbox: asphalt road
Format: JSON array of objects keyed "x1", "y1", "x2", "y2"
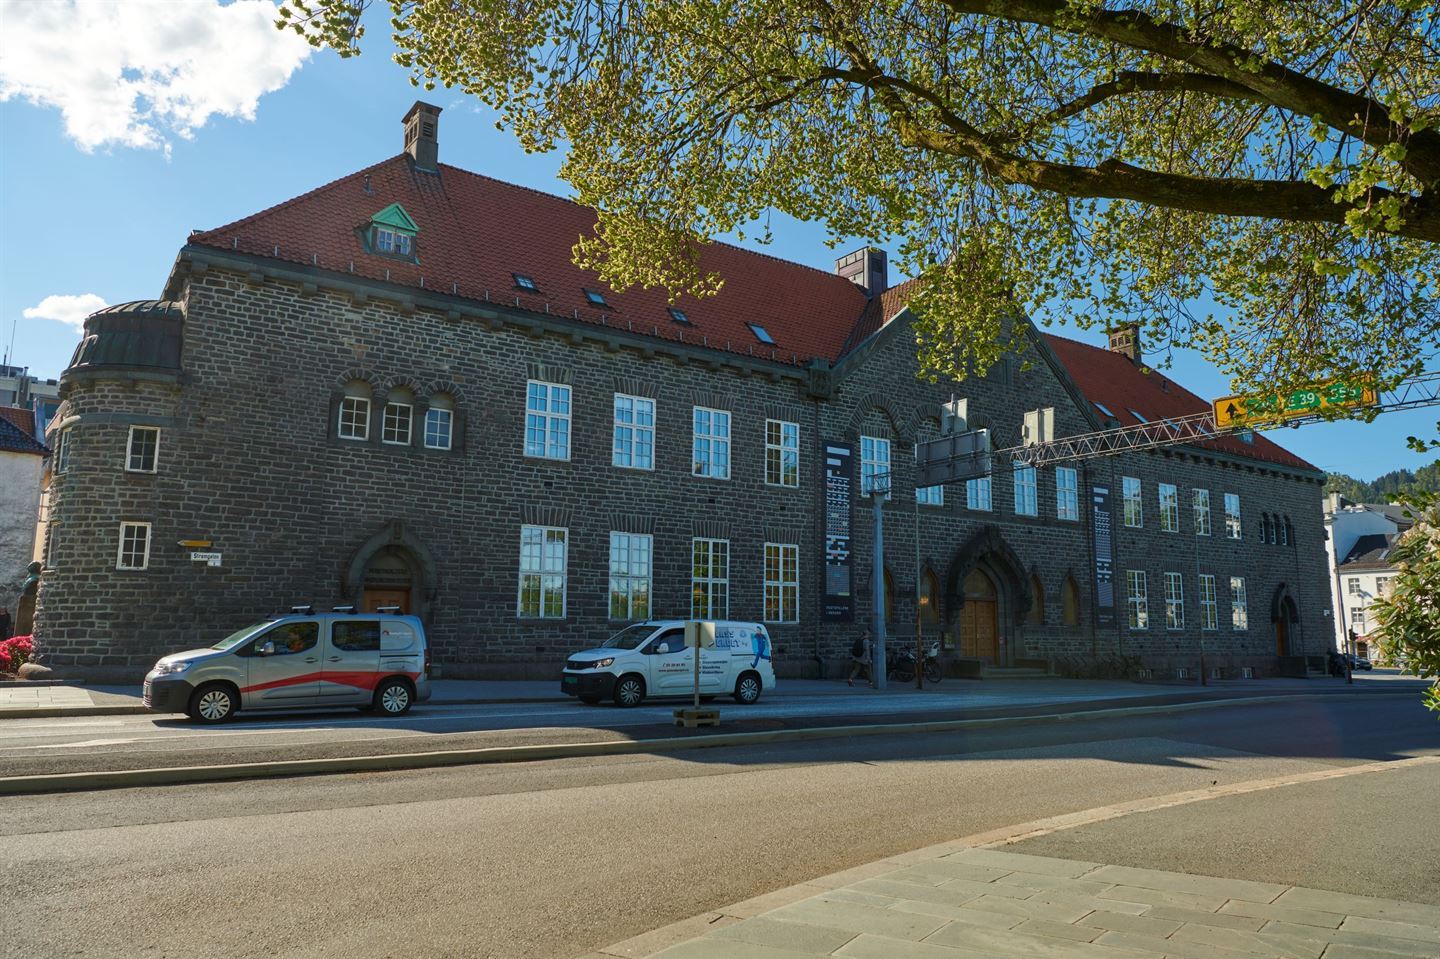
[{"x1": 2, "y1": 697, "x2": 1436, "y2": 959}]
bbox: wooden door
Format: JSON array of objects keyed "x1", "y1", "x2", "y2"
[
  {"x1": 1275, "y1": 617, "x2": 1289, "y2": 657},
  {"x1": 362, "y1": 588, "x2": 411, "y2": 614},
  {"x1": 959, "y1": 569, "x2": 1000, "y2": 662}
]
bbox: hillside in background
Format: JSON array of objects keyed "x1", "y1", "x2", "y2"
[{"x1": 1326, "y1": 461, "x2": 1440, "y2": 503}]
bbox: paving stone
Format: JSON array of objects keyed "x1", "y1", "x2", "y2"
[
  {"x1": 1098, "y1": 885, "x2": 1228, "y2": 913},
  {"x1": 1142, "y1": 905, "x2": 1267, "y2": 930},
  {"x1": 711, "y1": 917, "x2": 858, "y2": 954},
  {"x1": 926, "y1": 921, "x2": 1165, "y2": 958},
  {"x1": 1321, "y1": 946, "x2": 1434, "y2": 959},
  {"x1": 1260, "y1": 921, "x2": 1440, "y2": 959},
  {"x1": 1219, "y1": 899, "x2": 1345, "y2": 929},
  {"x1": 818, "y1": 888, "x2": 907, "y2": 909},
  {"x1": 957, "y1": 895, "x2": 1097, "y2": 924},
  {"x1": 1093, "y1": 930, "x2": 1264, "y2": 959},
  {"x1": 649, "y1": 938, "x2": 829, "y2": 959},
  {"x1": 1340, "y1": 915, "x2": 1440, "y2": 943},
  {"x1": 1028, "y1": 892, "x2": 1150, "y2": 917},
  {"x1": 887, "y1": 900, "x2": 1024, "y2": 929},
  {"x1": 947, "y1": 848, "x2": 1102, "y2": 879},
  {"x1": 1011, "y1": 918, "x2": 1101, "y2": 942},
  {"x1": 764, "y1": 898, "x2": 948, "y2": 941},
  {"x1": 893, "y1": 860, "x2": 1014, "y2": 885},
  {"x1": 993, "y1": 872, "x2": 1117, "y2": 898},
  {"x1": 724, "y1": 884, "x2": 831, "y2": 919},
  {"x1": 806, "y1": 862, "x2": 906, "y2": 890},
  {"x1": 1272, "y1": 888, "x2": 1440, "y2": 927},
  {"x1": 935, "y1": 877, "x2": 1036, "y2": 901},
  {"x1": 1085, "y1": 865, "x2": 1288, "y2": 904},
  {"x1": 835, "y1": 933, "x2": 997, "y2": 959},
  {"x1": 1075, "y1": 910, "x2": 1182, "y2": 938},
  {"x1": 850, "y1": 878, "x2": 982, "y2": 908},
  {"x1": 1169, "y1": 920, "x2": 1324, "y2": 957}
]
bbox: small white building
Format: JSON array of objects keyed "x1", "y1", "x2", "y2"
[
  {"x1": 0, "y1": 410, "x2": 48, "y2": 600},
  {"x1": 1323, "y1": 493, "x2": 1412, "y2": 661}
]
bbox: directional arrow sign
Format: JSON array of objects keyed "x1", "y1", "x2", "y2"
[{"x1": 1213, "y1": 380, "x2": 1377, "y2": 429}]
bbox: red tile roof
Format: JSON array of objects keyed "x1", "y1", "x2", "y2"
[
  {"x1": 0, "y1": 406, "x2": 35, "y2": 437},
  {"x1": 1042, "y1": 334, "x2": 1317, "y2": 471},
  {"x1": 190, "y1": 156, "x2": 870, "y2": 367}
]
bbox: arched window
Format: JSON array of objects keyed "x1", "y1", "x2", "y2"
[
  {"x1": 1026, "y1": 574, "x2": 1046, "y2": 625},
  {"x1": 1282, "y1": 516, "x2": 1293, "y2": 546},
  {"x1": 1270, "y1": 515, "x2": 1278, "y2": 544},
  {"x1": 382, "y1": 387, "x2": 414, "y2": 446},
  {"x1": 338, "y1": 380, "x2": 372, "y2": 441},
  {"x1": 424, "y1": 393, "x2": 455, "y2": 450},
  {"x1": 1062, "y1": 575, "x2": 1081, "y2": 626},
  {"x1": 1260, "y1": 513, "x2": 1272, "y2": 544},
  {"x1": 918, "y1": 568, "x2": 940, "y2": 626}
]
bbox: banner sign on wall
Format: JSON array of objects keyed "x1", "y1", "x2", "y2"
[
  {"x1": 822, "y1": 442, "x2": 855, "y2": 622},
  {"x1": 1091, "y1": 485, "x2": 1116, "y2": 628}
]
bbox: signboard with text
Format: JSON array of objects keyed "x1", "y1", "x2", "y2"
[
  {"x1": 822, "y1": 443, "x2": 854, "y2": 622},
  {"x1": 1213, "y1": 380, "x2": 1376, "y2": 429},
  {"x1": 1090, "y1": 486, "x2": 1115, "y2": 629}
]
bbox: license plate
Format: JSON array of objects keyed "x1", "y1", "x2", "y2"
[{"x1": 562, "y1": 675, "x2": 577, "y2": 685}]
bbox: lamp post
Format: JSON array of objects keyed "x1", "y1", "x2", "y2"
[{"x1": 871, "y1": 484, "x2": 887, "y2": 690}]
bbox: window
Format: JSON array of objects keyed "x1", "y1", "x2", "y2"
[
  {"x1": 584, "y1": 288, "x2": 610, "y2": 308},
  {"x1": 518, "y1": 526, "x2": 567, "y2": 618},
  {"x1": 1376, "y1": 576, "x2": 1394, "y2": 596},
  {"x1": 916, "y1": 482, "x2": 944, "y2": 507},
  {"x1": 1270, "y1": 515, "x2": 1279, "y2": 544},
  {"x1": 1347, "y1": 578, "x2": 1362, "y2": 596},
  {"x1": 1122, "y1": 476, "x2": 1143, "y2": 528},
  {"x1": 613, "y1": 394, "x2": 656, "y2": 470},
  {"x1": 44, "y1": 523, "x2": 59, "y2": 569},
  {"x1": 373, "y1": 227, "x2": 413, "y2": 256},
  {"x1": 1193, "y1": 489, "x2": 1212, "y2": 536},
  {"x1": 244, "y1": 622, "x2": 319, "y2": 656},
  {"x1": 53, "y1": 428, "x2": 71, "y2": 474},
  {"x1": 1199, "y1": 574, "x2": 1217, "y2": 630},
  {"x1": 691, "y1": 538, "x2": 729, "y2": 619},
  {"x1": 1012, "y1": 463, "x2": 1038, "y2": 516},
  {"x1": 1230, "y1": 576, "x2": 1248, "y2": 630},
  {"x1": 1262, "y1": 513, "x2": 1274, "y2": 544},
  {"x1": 1026, "y1": 575, "x2": 1046, "y2": 625},
  {"x1": 1126, "y1": 570, "x2": 1148, "y2": 629},
  {"x1": 424, "y1": 396, "x2": 454, "y2": 450},
  {"x1": 966, "y1": 475, "x2": 992, "y2": 511},
  {"x1": 1158, "y1": 483, "x2": 1179, "y2": 532},
  {"x1": 1164, "y1": 572, "x2": 1184, "y2": 629},
  {"x1": 338, "y1": 386, "x2": 371, "y2": 441},
  {"x1": 747, "y1": 323, "x2": 776, "y2": 345},
  {"x1": 1224, "y1": 493, "x2": 1242, "y2": 539},
  {"x1": 608, "y1": 533, "x2": 652, "y2": 620},
  {"x1": 125, "y1": 426, "x2": 160, "y2": 473},
  {"x1": 1282, "y1": 517, "x2": 1293, "y2": 546},
  {"x1": 692, "y1": 407, "x2": 731, "y2": 479},
  {"x1": 667, "y1": 307, "x2": 690, "y2": 324},
  {"x1": 1094, "y1": 402, "x2": 1116, "y2": 419},
  {"x1": 513, "y1": 273, "x2": 538, "y2": 292},
  {"x1": 332, "y1": 621, "x2": 380, "y2": 651},
  {"x1": 860, "y1": 435, "x2": 891, "y2": 500},
  {"x1": 763, "y1": 543, "x2": 799, "y2": 623},
  {"x1": 382, "y1": 392, "x2": 413, "y2": 446},
  {"x1": 765, "y1": 419, "x2": 799, "y2": 487},
  {"x1": 116, "y1": 521, "x2": 151, "y2": 570},
  {"x1": 1127, "y1": 409, "x2": 1148, "y2": 423},
  {"x1": 1056, "y1": 467, "x2": 1079, "y2": 521},
  {"x1": 1351, "y1": 607, "x2": 1366, "y2": 628},
  {"x1": 1062, "y1": 575, "x2": 1081, "y2": 626},
  {"x1": 525, "y1": 381, "x2": 571, "y2": 460}
]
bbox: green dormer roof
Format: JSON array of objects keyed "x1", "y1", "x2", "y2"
[{"x1": 370, "y1": 203, "x2": 418, "y2": 234}]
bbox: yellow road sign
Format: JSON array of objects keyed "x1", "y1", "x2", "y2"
[{"x1": 1213, "y1": 380, "x2": 1377, "y2": 429}]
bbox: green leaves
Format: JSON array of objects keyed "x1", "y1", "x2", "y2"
[{"x1": 1371, "y1": 490, "x2": 1440, "y2": 714}]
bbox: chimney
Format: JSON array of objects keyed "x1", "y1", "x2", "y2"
[
  {"x1": 403, "y1": 101, "x2": 442, "y2": 171},
  {"x1": 835, "y1": 246, "x2": 888, "y2": 299},
  {"x1": 1107, "y1": 323, "x2": 1142, "y2": 363}
]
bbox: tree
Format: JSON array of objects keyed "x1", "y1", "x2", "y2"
[
  {"x1": 282, "y1": 0, "x2": 1438, "y2": 391},
  {"x1": 1370, "y1": 491, "x2": 1440, "y2": 713}
]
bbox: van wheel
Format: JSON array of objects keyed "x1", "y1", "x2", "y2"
[
  {"x1": 613, "y1": 674, "x2": 646, "y2": 707},
  {"x1": 188, "y1": 683, "x2": 238, "y2": 724},
  {"x1": 374, "y1": 678, "x2": 414, "y2": 716},
  {"x1": 734, "y1": 672, "x2": 762, "y2": 705}
]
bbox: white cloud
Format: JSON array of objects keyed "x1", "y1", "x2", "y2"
[
  {"x1": 0, "y1": 0, "x2": 312, "y2": 153},
  {"x1": 23, "y1": 294, "x2": 109, "y2": 331}
]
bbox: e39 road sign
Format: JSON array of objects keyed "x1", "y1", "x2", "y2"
[{"x1": 1213, "y1": 380, "x2": 1376, "y2": 429}]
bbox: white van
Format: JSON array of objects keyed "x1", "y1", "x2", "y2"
[{"x1": 561, "y1": 620, "x2": 776, "y2": 707}]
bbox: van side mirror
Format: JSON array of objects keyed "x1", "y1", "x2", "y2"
[{"x1": 256, "y1": 640, "x2": 275, "y2": 657}]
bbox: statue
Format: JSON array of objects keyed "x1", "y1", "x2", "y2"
[{"x1": 14, "y1": 561, "x2": 40, "y2": 636}]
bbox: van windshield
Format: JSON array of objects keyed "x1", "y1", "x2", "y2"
[
  {"x1": 210, "y1": 622, "x2": 272, "y2": 651},
  {"x1": 602, "y1": 623, "x2": 657, "y2": 650}
]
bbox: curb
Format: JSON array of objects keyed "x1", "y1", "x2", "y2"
[
  {"x1": 0, "y1": 690, "x2": 1408, "y2": 796},
  {"x1": 0, "y1": 705, "x2": 152, "y2": 719}
]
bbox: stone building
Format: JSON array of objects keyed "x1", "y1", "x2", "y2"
[{"x1": 36, "y1": 103, "x2": 1328, "y2": 682}]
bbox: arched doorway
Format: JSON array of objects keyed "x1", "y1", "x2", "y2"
[
  {"x1": 362, "y1": 545, "x2": 415, "y2": 613},
  {"x1": 959, "y1": 568, "x2": 1000, "y2": 662},
  {"x1": 343, "y1": 519, "x2": 439, "y2": 622},
  {"x1": 1274, "y1": 592, "x2": 1299, "y2": 656}
]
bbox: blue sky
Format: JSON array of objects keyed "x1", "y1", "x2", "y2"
[{"x1": 1, "y1": 0, "x2": 1434, "y2": 481}]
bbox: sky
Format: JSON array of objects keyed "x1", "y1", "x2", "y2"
[{"x1": 1, "y1": 0, "x2": 1435, "y2": 482}]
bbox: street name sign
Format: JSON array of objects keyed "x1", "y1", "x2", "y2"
[{"x1": 1212, "y1": 380, "x2": 1376, "y2": 429}]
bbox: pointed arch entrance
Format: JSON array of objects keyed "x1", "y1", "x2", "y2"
[
  {"x1": 343, "y1": 519, "x2": 439, "y2": 622},
  {"x1": 1272, "y1": 584, "x2": 1300, "y2": 657},
  {"x1": 958, "y1": 568, "x2": 1000, "y2": 661},
  {"x1": 944, "y1": 526, "x2": 1031, "y2": 665}
]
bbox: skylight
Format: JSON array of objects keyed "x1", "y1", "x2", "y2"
[
  {"x1": 1093, "y1": 402, "x2": 1115, "y2": 418},
  {"x1": 584, "y1": 289, "x2": 610, "y2": 308},
  {"x1": 747, "y1": 323, "x2": 775, "y2": 345},
  {"x1": 668, "y1": 307, "x2": 690, "y2": 324},
  {"x1": 1127, "y1": 409, "x2": 1148, "y2": 423},
  {"x1": 1237, "y1": 429, "x2": 1256, "y2": 444},
  {"x1": 513, "y1": 274, "x2": 539, "y2": 293}
]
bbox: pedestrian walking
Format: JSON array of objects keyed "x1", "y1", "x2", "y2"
[{"x1": 847, "y1": 630, "x2": 875, "y2": 687}]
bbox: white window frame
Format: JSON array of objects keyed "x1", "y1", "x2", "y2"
[
  {"x1": 116, "y1": 521, "x2": 152, "y2": 571},
  {"x1": 423, "y1": 406, "x2": 453, "y2": 450},
  {"x1": 608, "y1": 532, "x2": 653, "y2": 620},
  {"x1": 763, "y1": 542, "x2": 800, "y2": 623},
  {"x1": 966, "y1": 475, "x2": 992, "y2": 511},
  {"x1": 1164, "y1": 571, "x2": 1185, "y2": 629},
  {"x1": 338, "y1": 396, "x2": 370, "y2": 441},
  {"x1": 382, "y1": 401, "x2": 413, "y2": 446},
  {"x1": 1230, "y1": 575, "x2": 1249, "y2": 630},
  {"x1": 860, "y1": 435, "x2": 891, "y2": 500},
  {"x1": 765, "y1": 419, "x2": 800, "y2": 488},
  {"x1": 525, "y1": 381, "x2": 572, "y2": 460},
  {"x1": 1126, "y1": 570, "x2": 1148, "y2": 630},
  {"x1": 692, "y1": 407, "x2": 731, "y2": 479},
  {"x1": 1122, "y1": 476, "x2": 1143, "y2": 528},
  {"x1": 1158, "y1": 483, "x2": 1179, "y2": 533},
  {"x1": 125, "y1": 426, "x2": 160, "y2": 473},
  {"x1": 1199, "y1": 573, "x2": 1217, "y2": 630},
  {"x1": 1055, "y1": 467, "x2": 1079, "y2": 521},
  {"x1": 691, "y1": 538, "x2": 730, "y2": 619},
  {"x1": 53, "y1": 428, "x2": 71, "y2": 474},
  {"x1": 1347, "y1": 577, "x2": 1362, "y2": 596},
  {"x1": 613, "y1": 394, "x2": 656, "y2": 470},
  {"x1": 1013, "y1": 462, "x2": 1038, "y2": 517},
  {"x1": 44, "y1": 522, "x2": 59, "y2": 569},
  {"x1": 1350, "y1": 607, "x2": 1366, "y2": 628},
  {"x1": 1193, "y1": 489, "x2": 1212, "y2": 536},
  {"x1": 1224, "y1": 493, "x2": 1242, "y2": 540},
  {"x1": 517, "y1": 525, "x2": 568, "y2": 618}
]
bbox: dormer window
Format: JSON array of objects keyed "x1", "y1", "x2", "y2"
[
  {"x1": 584, "y1": 289, "x2": 610, "y2": 308},
  {"x1": 365, "y1": 202, "x2": 418, "y2": 261},
  {"x1": 747, "y1": 323, "x2": 775, "y2": 345},
  {"x1": 514, "y1": 274, "x2": 539, "y2": 293},
  {"x1": 668, "y1": 307, "x2": 690, "y2": 324}
]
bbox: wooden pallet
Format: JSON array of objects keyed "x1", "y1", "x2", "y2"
[{"x1": 673, "y1": 707, "x2": 721, "y2": 728}]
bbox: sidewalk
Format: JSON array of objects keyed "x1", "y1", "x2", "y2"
[{"x1": 0, "y1": 673, "x2": 1427, "y2": 718}]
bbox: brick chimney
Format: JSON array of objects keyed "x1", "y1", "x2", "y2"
[
  {"x1": 1107, "y1": 323, "x2": 1142, "y2": 363},
  {"x1": 403, "y1": 101, "x2": 442, "y2": 172},
  {"x1": 835, "y1": 246, "x2": 888, "y2": 299}
]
